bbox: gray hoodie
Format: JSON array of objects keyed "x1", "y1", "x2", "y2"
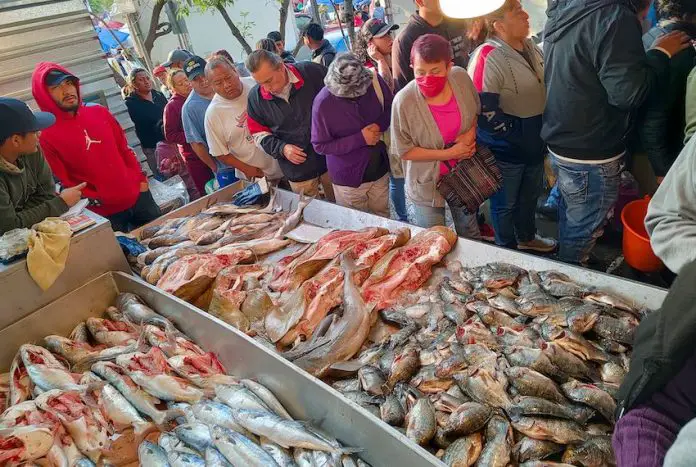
[{"x1": 645, "y1": 137, "x2": 696, "y2": 273}]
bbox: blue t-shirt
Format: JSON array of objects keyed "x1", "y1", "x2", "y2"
[
  {"x1": 373, "y1": 7, "x2": 385, "y2": 20},
  {"x1": 182, "y1": 91, "x2": 212, "y2": 145}
]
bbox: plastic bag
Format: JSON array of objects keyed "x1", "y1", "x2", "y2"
[
  {"x1": 149, "y1": 176, "x2": 189, "y2": 214},
  {"x1": 0, "y1": 228, "x2": 31, "y2": 263}
]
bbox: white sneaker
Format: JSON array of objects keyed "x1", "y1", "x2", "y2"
[{"x1": 517, "y1": 234, "x2": 557, "y2": 253}]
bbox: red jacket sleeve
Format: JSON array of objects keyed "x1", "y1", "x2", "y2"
[
  {"x1": 39, "y1": 138, "x2": 75, "y2": 188},
  {"x1": 105, "y1": 108, "x2": 147, "y2": 182},
  {"x1": 164, "y1": 102, "x2": 187, "y2": 146}
]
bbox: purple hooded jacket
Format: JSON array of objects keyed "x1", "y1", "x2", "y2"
[{"x1": 311, "y1": 74, "x2": 393, "y2": 188}]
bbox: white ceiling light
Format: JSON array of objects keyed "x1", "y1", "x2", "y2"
[{"x1": 440, "y1": 0, "x2": 506, "y2": 18}]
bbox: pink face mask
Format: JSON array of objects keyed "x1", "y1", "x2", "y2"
[{"x1": 416, "y1": 75, "x2": 448, "y2": 98}]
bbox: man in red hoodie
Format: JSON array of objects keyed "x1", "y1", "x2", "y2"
[{"x1": 31, "y1": 62, "x2": 161, "y2": 232}]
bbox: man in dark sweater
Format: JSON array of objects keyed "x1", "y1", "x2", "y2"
[
  {"x1": 392, "y1": 0, "x2": 475, "y2": 90},
  {"x1": 246, "y1": 50, "x2": 335, "y2": 201},
  {"x1": 0, "y1": 98, "x2": 84, "y2": 234},
  {"x1": 303, "y1": 23, "x2": 337, "y2": 68},
  {"x1": 541, "y1": 0, "x2": 690, "y2": 265},
  {"x1": 640, "y1": 0, "x2": 696, "y2": 182}
]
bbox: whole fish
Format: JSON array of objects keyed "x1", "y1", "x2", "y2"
[
  {"x1": 215, "y1": 384, "x2": 273, "y2": 413},
  {"x1": 0, "y1": 425, "x2": 54, "y2": 464},
  {"x1": 503, "y1": 347, "x2": 559, "y2": 378},
  {"x1": 584, "y1": 292, "x2": 636, "y2": 313},
  {"x1": 471, "y1": 302, "x2": 521, "y2": 328},
  {"x1": 487, "y1": 295, "x2": 522, "y2": 316},
  {"x1": 455, "y1": 368, "x2": 511, "y2": 409},
  {"x1": 592, "y1": 315, "x2": 635, "y2": 345},
  {"x1": 405, "y1": 397, "x2": 437, "y2": 446},
  {"x1": 205, "y1": 447, "x2": 234, "y2": 467},
  {"x1": 91, "y1": 361, "x2": 174, "y2": 425},
  {"x1": 561, "y1": 436, "x2": 614, "y2": 467},
  {"x1": 241, "y1": 379, "x2": 293, "y2": 420},
  {"x1": 86, "y1": 381, "x2": 154, "y2": 436},
  {"x1": 191, "y1": 400, "x2": 254, "y2": 437},
  {"x1": 231, "y1": 409, "x2": 347, "y2": 453},
  {"x1": 565, "y1": 303, "x2": 601, "y2": 333},
  {"x1": 439, "y1": 277, "x2": 469, "y2": 303},
  {"x1": 514, "y1": 437, "x2": 564, "y2": 463},
  {"x1": 433, "y1": 393, "x2": 466, "y2": 413},
  {"x1": 139, "y1": 440, "x2": 171, "y2": 466},
  {"x1": 516, "y1": 292, "x2": 561, "y2": 316},
  {"x1": 455, "y1": 320, "x2": 499, "y2": 349},
  {"x1": 382, "y1": 345, "x2": 420, "y2": 392},
  {"x1": 115, "y1": 292, "x2": 182, "y2": 336},
  {"x1": 561, "y1": 380, "x2": 617, "y2": 423},
  {"x1": 144, "y1": 325, "x2": 205, "y2": 357},
  {"x1": 275, "y1": 192, "x2": 313, "y2": 238},
  {"x1": 541, "y1": 342, "x2": 595, "y2": 381},
  {"x1": 436, "y1": 352, "x2": 468, "y2": 379},
  {"x1": 443, "y1": 402, "x2": 492, "y2": 436},
  {"x1": 116, "y1": 348, "x2": 205, "y2": 403},
  {"x1": 169, "y1": 450, "x2": 206, "y2": 467},
  {"x1": 411, "y1": 365, "x2": 453, "y2": 393},
  {"x1": 504, "y1": 366, "x2": 566, "y2": 404},
  {"x1": 476, "y1": 414, "x2": 512, "y2": 467},
  {"x1": 511, "y1": 417, "x2": 586, "y2": 445},
  {"x1": 519, "y1": 462, "x2": 575, "y2": 467},
  {"x1": 174, "y1": 423, "x2": 212, "y2": 452},
  {"x1": 601, "y1": 361, "x2": 627, "y2": 386},
  {"x1": 260, "y1": 436, "x2": 296, "y2": 466},
  {"x1": 379, "y1": 393, "x2": 405, "y2": 426},
  {"x1": 44, "y1": 335, "x2": 138, "y2": 372},
  {"x1": 358, "y1": 366, "x2": 385, "y2": 396},
  {"x1": 506, "y1": 396, "x2": 590, "y2": 423},
  {"x1": 548, "y1": 329, "x2": 607, "y2": 363},
  {"x1": 460, "y1": 343, "x2": 498, "y2": 369},
  {"x1": 541, "y1": 275, "x2": 585, "y2": 297},
  {"x1": 68, "y1": 322, "x2": 91, "y2": 343},
  {"x1": 294, "y1": 448, "x2": 315, "y2": 467},
  {"x1": 160, "y1": 431, "x2": 199, "y2": 455},
  {"x1": 441, "y1": 432, "x2": 483, "y2": 466},
  {"x1": 332, "y1": 379, "x2": 361, "y2": 393},
  {"x1": 340, "y1": 391, "x2": 384, "y2": 407},
  {"x1": 494, "y1": 327, "x2": 536, "y2": 348}
]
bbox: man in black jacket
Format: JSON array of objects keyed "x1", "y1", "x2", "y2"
[
  {"x1": 640, "y1": 0, "x2": 696, "y2": 183},
  {"x1": 246, "y1": 50, "x2": 335, "y2": 201},
  {"x1": 303, "y1": 23, "x2": 337, "y2": 68},
  {"x1": 541, "y1": 0, "x2": 690, "y2": 265}
]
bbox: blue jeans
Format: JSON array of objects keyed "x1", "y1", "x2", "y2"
[
  {"x1": 490, "y1": 160, "x2": 543, "y2": 247},
  {"x1": 411, "y1": 202, "x2": 481, "y2": 239},
  {"x1": 555, "y1": 156, "x2": 622, "y2": 264},
  {"x1": 390, "y1": 175, "x2": 408, "y2": 222}
]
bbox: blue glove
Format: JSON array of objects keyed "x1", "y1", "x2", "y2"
[
  {"x1": 117, "y1": 235, "x2": 147, "y2": 256},
  {"x1": 232, "y1": 178, "x2": 270, "y2": 206}
]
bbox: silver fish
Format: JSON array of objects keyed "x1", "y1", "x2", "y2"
[
  {"x1": 174, "y1": 423, "x2": 212, "y2": 452},
  {"x1": 212, "y1": 426, "x2": 281, "y2": 467},
  {"x1": 115, "y1": 292, "x2": 182, "y2": 336},
  {"x1": 215, "y1": 384, "x2": 273, "y2": 413},
  {"x1": 89, "y1": 382, "x2": 154, "y2": 436},
  {"x1": 169, "y1": 450, "x2": 206, "y2": 467},
  {"x1": 159, "y1": 432, "x2": 198, "y2": 456},
  {"x1": 20, "y1": 345, "x2": 82, "y2": 392},
  {"x1": 191, "y1": 400, "x2": 254, "y2": 438},
  {"x1": 241, "y1": 379, "x2": 293, "y2": 420},
  {"x1": 260, "y1": 436, "x2": 297, "y2": 466},
  {"x1": 275, "y1": 191, "x2": 313, "y2": 238},
  {"x1": 205, "y1": 447, "x2": 234, "y2": 467},
  {"x1": 139, "y1": 440, "x2": 171, "y2": 466}
]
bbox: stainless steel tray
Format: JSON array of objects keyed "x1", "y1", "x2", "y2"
[{"x1": 0, "y1": 271, "x2": 442, "y2": 467}]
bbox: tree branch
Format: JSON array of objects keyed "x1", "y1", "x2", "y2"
[
  {"x1": 278, "y1": 0, "x2": 290, "y2": 40},
  {"x1": 216, "y1": 4, "x2": 253, "y2": 55},
  {"x1": 143, "y1": 0, "x2": 171, "y2": 59}
]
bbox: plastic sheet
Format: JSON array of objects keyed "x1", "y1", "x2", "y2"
[{"x1": 149, "y1": 176, "x2": 190, "y2": 215}]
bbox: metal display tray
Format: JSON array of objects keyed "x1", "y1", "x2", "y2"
[
  {"x1": 0, "y1": 271, "x2": 442, "y2": 467},
  {"x1": 137, "y1": 183, "x2": 667, "y2": 309}
]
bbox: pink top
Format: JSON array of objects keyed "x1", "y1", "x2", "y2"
[{"x1": 428, "y1": 94, "x2": 462, "y2": 176}]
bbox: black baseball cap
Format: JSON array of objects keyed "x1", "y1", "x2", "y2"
[
  {"x1": 163, "y1": 49, "x2": 193, "y2": 67},
  {"x1": 184, "y1": 56, "x2": 207, "y2": 80},
  {"x1": 362, "y1": 19, "x2": 399, "y2": 39},
  {"x1": 0, "y1": 98, "x2": 56, "y2": 141},
  {"x1": 45, "y1": 70, "x2": 78, "y2": 87},
  {"x1": 267, "y1": 31, "x2": 283, "y2": 42}
]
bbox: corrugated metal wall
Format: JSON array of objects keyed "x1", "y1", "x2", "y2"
[{"x1": 0, "y1": 0, "x2": 145, "y2": 166}]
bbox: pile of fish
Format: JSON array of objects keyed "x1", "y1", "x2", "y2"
[
  {"x1": 326, "y1": 262, "x2": 642, "y2": 466},
  {"x1": 0, "y1": 293, "x2": 366, "y2": 466}
]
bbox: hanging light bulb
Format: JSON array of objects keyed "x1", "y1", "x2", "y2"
[{"x1": 440, "y1": 0, "x2": 506, "y2": 18}]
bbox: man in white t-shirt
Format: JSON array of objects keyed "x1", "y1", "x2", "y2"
[{"x1": 204, "y1": 57, "x2": 284, "y2": 181}]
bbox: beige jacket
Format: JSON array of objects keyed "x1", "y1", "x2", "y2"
[{"x1": 390, "y1": 66, "x2": 480, "y2": 207}]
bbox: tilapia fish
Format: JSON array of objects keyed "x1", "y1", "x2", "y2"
[
  {"x1": 511, "y1": 417, "x2": 586, "y2": 445},
  {"x1": 442, "y1": 432, "x2": 483, "y2": 466}
]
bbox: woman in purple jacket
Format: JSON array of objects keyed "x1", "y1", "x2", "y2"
[{"x1": 311, "y1": 53, "x2": 393, "y2": 217}]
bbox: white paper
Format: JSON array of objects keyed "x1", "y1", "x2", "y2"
[
  {"x1": 285, "y1": 222, "x2": 334, "y2": 244},
  {"x1": 60, "y1": 198, "x2": 89, "y2": 219}
]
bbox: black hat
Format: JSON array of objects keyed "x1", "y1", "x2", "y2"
[
  {"x1": 45, "y1": 70, "x2": 78, "y2": 87},
  {"x1": 163, "y1": 49, "x2": 193, "y2": 67},
  {"x1": 362, "y1": 19, "x2": 399, "y2": 40},
  {"x1": 0, "y1": 98, "x2": 56, "y2": 142},
  {"x1": 184, "y1": 56, "x2": 207, "y2": 80},
  {"x1": 267, "y1": 31, "x2": 282, "y2": 42}
]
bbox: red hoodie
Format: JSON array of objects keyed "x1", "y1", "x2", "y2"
[{"x1": 32, "y1": 62, "x2": 146, "y2": 217}]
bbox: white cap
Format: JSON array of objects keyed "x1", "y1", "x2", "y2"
[{"x1": 441, "y1": 0, "x2": 506, "y2": 18}]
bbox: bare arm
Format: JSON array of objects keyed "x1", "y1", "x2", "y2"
[
  {"x1": 402, "y1": 146, "x2": 458, "y2": 161},
  {"x1": 190, "y1": 142, "x2": 218, "y2": 173},
  {"x1": 217, "y1": 154, "x2": 264, "y2": 179}
]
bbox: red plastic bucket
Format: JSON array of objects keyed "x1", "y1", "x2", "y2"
[{"x1": 621, "y1": 196, "x2": 663, "y2": 272}]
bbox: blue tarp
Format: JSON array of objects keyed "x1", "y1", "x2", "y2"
[{"x1": 96, "y1": 27, "x2": 130, "y2": 52}]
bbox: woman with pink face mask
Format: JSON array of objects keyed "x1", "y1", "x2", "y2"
[{"x1": 390, "y1": 34, "x2": 482, "y2": 238}]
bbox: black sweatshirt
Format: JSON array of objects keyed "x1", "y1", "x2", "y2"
[
  {"x1": 125, "y1": 90, "x2": 168, "y2": 149},
  {"x1": 541, "y1": 0, "x2": 670, "y2": 160}
]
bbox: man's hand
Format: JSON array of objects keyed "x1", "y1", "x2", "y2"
[
  {"x1": 653, "y1": 31, "x2": 692, "y2": 57},
  {"x1": 367, "y1": 43, "x2": 385, "y2": 63},
  {"x1": 59, "y1": 182, "x2": 86, "y2": 207},
  {"x1": 362, "y1": 123, "x2": 382, "y2": 146},
  {"x1": 448, "y1": 124, "x2": 477, "y2": 160},
  {"x1": 242, "y1": 165, "x2": 265, "y2": 179},
  {"x1": 283, "y1": 144, "x2": 308, "y2": 165},
  {"x1": 139, "y1": 181, "x2": 149, "y2": 192}
]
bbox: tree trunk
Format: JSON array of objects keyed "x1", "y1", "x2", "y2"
[
  {"x1": 310, "y1": 0, "x2": 320, "y2": 23},
  {"x1": 343, "y1": 0, "x2": 354, "y2": 49},
  {"x1": 279, "y1": 0, "x2": 291, "y2": 41},
  {"x1": 216, "y1": 5, "x2": 253, "y2": 55},
  {"x1": 143, "y1": 0, "x2": 172, "y2": 61}
]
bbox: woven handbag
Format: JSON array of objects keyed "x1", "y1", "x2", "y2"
[{"x1": 436, "y1": 144, "x2": 503, "y2": 214}]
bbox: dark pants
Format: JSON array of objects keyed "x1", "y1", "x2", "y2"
[
  {"x1": 489, "y1": 160, "x2": 543, "y2": 248},
  {"x1": 107, "y1": 191, "x2": 161, "y2": 233},
  {"x1": 184, "y1": 155, "x2": 214, "y2": 196}
]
